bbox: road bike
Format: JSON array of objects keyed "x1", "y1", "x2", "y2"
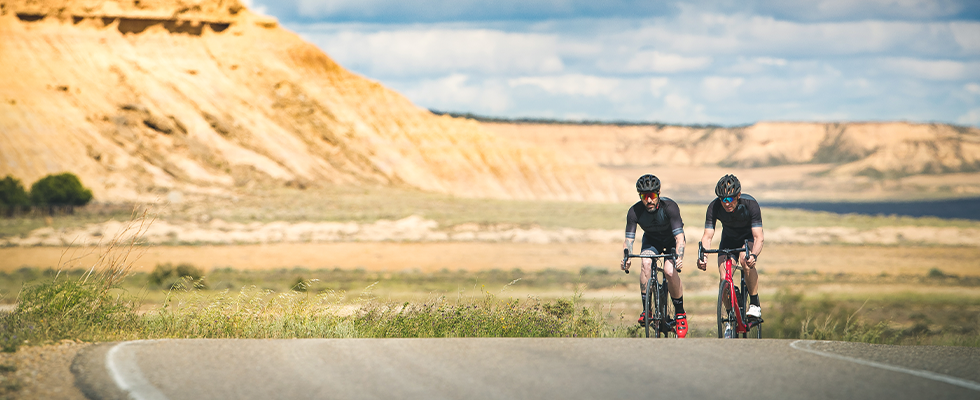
[
  {"x1": 622, "y1": 249, "x2": 677, "y2": 338},
  {"x1": 699, "y1": 240, "x2": 763, "y2": 339}
]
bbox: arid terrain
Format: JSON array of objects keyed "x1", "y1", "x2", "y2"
[
  {"x1": 0, "y1": 0, "x2": 624, "y2": 203},
  {"x1": 485, "y1": 121, "x2": 980, "y2": 202}
]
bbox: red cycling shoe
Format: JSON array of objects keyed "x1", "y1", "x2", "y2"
[
  {"x1": 637, "y1": 312, "x2": 646, "y2": 324},
  {"x1": 675, "y1": 313, "x2": 688, "y2": 338}
]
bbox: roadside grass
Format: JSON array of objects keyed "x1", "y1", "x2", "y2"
[
  {"x1": 763, "y1": 289, "x2": 980, "y2": 346},
  {"x1": 1, "y1": 263, "x2": 978, "y2": 348}
]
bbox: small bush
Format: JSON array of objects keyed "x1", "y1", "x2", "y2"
[
  {"x1": 149, "y1": 263, "x2": 206, "y2": 289},
  {"x1": 29, "y1": 172, "x2": 93, "y2": 212},
  {"x1": 927, "y1": 268, "x2": 948, "y2": 278},
  {"x1": 0, "y1": 175, "x2": 30, "y2": 216}
]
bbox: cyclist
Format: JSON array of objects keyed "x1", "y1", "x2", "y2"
[
  {"x1": 697, "y1": 174, "x2": 765, "y2": 329},
  {"x1": 620, "y1": 174, "x2": 688, "y2": 338}
]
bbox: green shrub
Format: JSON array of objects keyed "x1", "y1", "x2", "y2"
[
  {"x1": 0, "y1": 176, "x2": 30, "y2": 216},
  {"x1": 149, "y1": 263, "x2": 206, "y2": 289},
  {"x1": 29, "y1": 173, "x2": 93, "y2": 212}
]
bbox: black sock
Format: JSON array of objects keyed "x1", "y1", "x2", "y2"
[
  {"x1": 672, "y1": 296, "x2": 685, "y2": 314},
  {"x1": 750, "y1": 294, "x2": 760, "y2": 307},
  {"x1": 640, "y1": 293, "x2": 647, "y2": 310}
]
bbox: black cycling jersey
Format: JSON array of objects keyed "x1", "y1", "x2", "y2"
[
  {"x1": 705, "y1": 193, "x2": 763, "y2": 246},
  {"x1": 625, "y1": 197, "x2": 684, "y2": 247}
]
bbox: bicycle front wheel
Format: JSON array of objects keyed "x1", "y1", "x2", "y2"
[
  {"x1": 645, "y1": 275, "x2": 655, "y2": 338},
  {"x1": 716, "y1": 280, "x2": 726, "y2": 338},
  {"x1": 658, "y1": 277, "x2": 675, "y2": 338}
]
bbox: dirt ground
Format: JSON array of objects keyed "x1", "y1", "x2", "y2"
[
  {"x1": 0, "y1": 341, "x2": 89, "y2": 400},
  {"x1": 2, "y1": 242, "x2": 978, "y2": 277}
]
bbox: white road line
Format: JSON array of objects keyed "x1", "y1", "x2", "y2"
[
  {"x1": 790, "y1": 340, "x2": 980, "y2": 392},
  {"x1": 105, "y1": 340, "x2": 170, "y2": 400}
]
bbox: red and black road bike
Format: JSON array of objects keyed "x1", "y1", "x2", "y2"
[
  {"x1": 699, "y1": 240, "x2": 763, "y2": 339},
  {"x1": 623, "y1": 249, "x2": 677, "y2": 338}
]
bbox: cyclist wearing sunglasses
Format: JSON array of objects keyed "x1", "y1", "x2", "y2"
[
  {"x1": 621, "y1": 174, "x2": 688, "y2": 338},
  {"x1": 697, "y1": 174, "x2": 765, "y2": 321}
]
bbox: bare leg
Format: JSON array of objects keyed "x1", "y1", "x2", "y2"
[
  {"x1": 717, "y1": 255, "x2": 730, "y2": 312},
  {"x1": 639, "y1": 249, "x2": 654, "y2": 294},
  {"x1": 663, "y1": 259, "x2": 683, "y2": 299}
]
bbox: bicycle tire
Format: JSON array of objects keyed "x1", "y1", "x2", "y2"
[
  {"x1": 644, "y1": 273, "x2": 655, "y2": 338},
  {"x1": 739, "y1": 276, "x2": 751, "y2": 339},
  {"x1": 716, "y1": 280, "x2": 725, "y2": 338},
  {"x1": 658, "y1": 276, "x2": 674, "y2": 338}
]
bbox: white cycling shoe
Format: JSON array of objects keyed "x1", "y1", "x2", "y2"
[{"x1": 746, "y1": 304, "x2": 762, "y2": 319}]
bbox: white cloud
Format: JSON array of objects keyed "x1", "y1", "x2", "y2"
[
  {"x1": 755, "y1": 57, "x2": 787, "y2": 66},
  {"x1": 621, "y1": 51, "x2": 713, "y2": 73},
  {"x1": 398, "y1": 74, "x2": 512, "y2": 112},
  {"x1": 508, "y1": 74, "x2": 621, "y2": 97},
  {"x1": 702, "y1": 77, "x2": 745, "y2": 101},
  {"x1": 282, "y1": 4, "x2": 980, "y2": 126},
  {"x1": 957, "y1": 108, "x2": 980, "y2": 125},
  {"x1": 304, "y1": 28, "x2": 563, "y2": 77},
  {"x1": 949, "y1": 22, "x2": 980, "y2": 53},
  {"x1": 649, "y1": 78, "x2": 669, "y2": 97},
  {"x1": 882, "y1": 58, "x2": 980, "y2": 80},
  {"x1": 241, "y1": 0, "x2": 269, "y2": 15}
]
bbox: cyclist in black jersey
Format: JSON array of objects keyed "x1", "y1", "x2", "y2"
[
  {"x1": 621, "y1": 174, "x2": 689, "y2": 338},
  {"x1": 697, "y1": 174, "x2": 765, "y2": 323}
]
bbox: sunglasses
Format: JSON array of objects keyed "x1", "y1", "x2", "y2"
[
  {"x1": 639, "y1": 192, "x2": 659, "y2": 201},
  {"x1": 720, "y1": 196, "x2": 737, "y2": 203}
]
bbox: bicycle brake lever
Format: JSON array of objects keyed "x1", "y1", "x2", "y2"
[{"x1": 622, "y1": 249, "x2": 630, "y2": 274}]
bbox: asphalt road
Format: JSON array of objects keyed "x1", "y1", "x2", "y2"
[{"x1": 71, "y1": 338, "x2": 980, "y2": 400}]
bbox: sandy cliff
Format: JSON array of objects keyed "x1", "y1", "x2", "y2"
[
  {"x1": 0, "y1": 0, "x2": 626, "y2": 202},
  {"x1": 486, "y1": 121, "x2": 980, "y2": 201},
  {"x1": 486, "y1": 121, "x2": 980, "y2": 177}
]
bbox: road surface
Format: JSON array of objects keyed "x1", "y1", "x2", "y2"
[{"x1": 72, "y1": 338, "x2": 980, "y2": 400}]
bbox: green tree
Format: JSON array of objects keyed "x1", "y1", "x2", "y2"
[
  {"x1": 0, "y1": 175, "x2": 31, "y2": 216},
  {"x1": 30, "y1": 173, "x2": 93, "y2": 214}
]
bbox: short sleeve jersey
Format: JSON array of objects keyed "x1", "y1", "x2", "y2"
[
  {"x1": 704, "y1": 193, "x2": 763, "y2": 242},
  {"x1": 625, "y1": 197, "x2": 684, "y2": 243}
]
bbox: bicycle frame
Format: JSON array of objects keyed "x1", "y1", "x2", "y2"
[
  {"x1": 699, "y1": 240, "x2": 761, "y2": 339},
  {"x1": 623, "y1": 249, "x2": 677, "y2": 338}
]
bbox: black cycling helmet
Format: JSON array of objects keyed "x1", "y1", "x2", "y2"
[
  {"x1": 635, "y1": 174, "x2": 661, "y2": 193},
  {"x1": 715, "y1": 174, "x2": 741, "y2": 197}
]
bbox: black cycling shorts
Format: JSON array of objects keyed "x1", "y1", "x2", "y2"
[
  {"x1": 719, "y1": 236, "x2": 753, "y2": 252},
  {"x1": 641, "y1": 234, "x2": 674, "y2": 254}
]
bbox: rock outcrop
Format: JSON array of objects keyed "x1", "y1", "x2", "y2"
[
  {"x1": 0, "y1": 0, "x2": 626, "y2": 202},
  {"x1": 486, "y1": 121, "x2": 980, "y2": 179}
]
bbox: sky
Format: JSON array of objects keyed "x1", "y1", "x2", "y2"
[{"x1": 248, "y1": 0, "x2": 980, "y2": 126}]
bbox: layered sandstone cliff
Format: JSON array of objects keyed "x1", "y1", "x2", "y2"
[
  {"x1": 0, "y1": 0, "x2": 627, "y2": 202},
  {"x1": 486, "y1": 121, "x2": 980, "y2": 179}
]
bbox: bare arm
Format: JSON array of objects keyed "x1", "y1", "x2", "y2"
[
  {"x1": 621, "y1": 238, "x2": 634, "y2": 271},
  {"x1": 674, "y1": 232, "x2": 685, "y2": 270},
  {"x1": 697, "y1": 228, "x2": 715, "y2": 270},
  {"x1": 746, "y1": 227, "x2": 764, "y2": 268}
]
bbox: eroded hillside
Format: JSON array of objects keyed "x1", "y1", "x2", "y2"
[
  {"x1": 0, "y1": 0, "x2": 627, "y2": 202},
  {"x1": 486, "y1": 121, "x2": 980, "y2": 201}
]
